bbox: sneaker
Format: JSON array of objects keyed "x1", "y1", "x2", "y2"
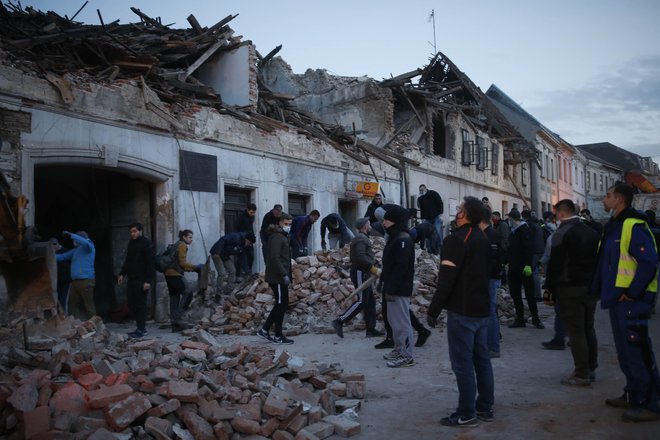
[
  {"x1": 366, "y1": 328, "x2": 385, "y2": 338},
  {"x1": 560, "y1": 374, "x2": 591, "y2": 387},
  {"x1": 622, "y1": 407, "x2": 660, "y2": 422},
  {"x1": 386, "y1": 356, "x2": 415, "y2": 368},
  {"x1": 374, "y1": 338, "x2": 394, "y2": 349},
  {"x1": 508, "y1": 320, "x2": 526, "y2": 328},
  {"x1": 415, "y1": 328, "x2": 431, "y2": 347},
  {"x1": 440, "y1": 412, "x2": 478, "y2": 427},
  {"x1": 332, "y1": 319, "x2": 344, "y2": 338},
  {"x1": 273, "y1": 335, "x2": 294, "y2": 345},
  {"x1": 127, "y1": 329, "x2": 146, "y2": 339},
  {"x1": 541, "y1": 338, "x2": 565, "y2": 350},
  {"x1": 606, "y1": 394, "x2": 633, "y2": 409},
  {"x1": 476, "y1": 410, "x2": 494, "y2": 422},
  {"x1": 383, "y1": 349, "x2": 401, "y2": 360},
  {"x1": 532, "y1": 319, "x2": 545, "y2": 329},
  {"x1": 257, "y1": 329, "x2": 273, "y2": 342}
]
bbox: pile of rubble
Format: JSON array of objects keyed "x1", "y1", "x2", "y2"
[
  {"x1": 195, "y1": 237, "x2": 520, "y2": 336},
  {"x1": 0, "y1": 316, "x2": 365, "y2": 439}
]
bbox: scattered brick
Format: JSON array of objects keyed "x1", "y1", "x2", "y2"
[
  {"x1": 86, "y1": 384, "x2": 133, "y2": 409},
  {"x1": 23, "y1": 405, "x2": 50, "y2": 439},
  {"x1": 105, "y1": 393, "x2": 151, "y2": 430}
]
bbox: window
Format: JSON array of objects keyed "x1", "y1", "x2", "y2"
[
  {"x1": 179, "y1": 151, "x2": 218, "y2": 192},
  {"x1": 461, "y1": 129, "x2": 472, "y2": 166},
  {"x1": 558, "y1": 158, "x2": 562, "y2": 180},
  {"x1": 551, "y1": 158, "x2": 555, "y2": 181},
  {"x1": 521, "y1": 163, "x2": 527, "y2": 186},
  {"x1": 432, "y1": 115, "x2": 447, "y2": 157},
  {"x1": 599, "y1": 174, "x2": 604, "y2": 192},
  {"x1": 491, "y1": 143, "x2": 499, "y2": 175},
  {"x1": 224, "y1": 186, "x2": 251, "y2": 233},
  {"x1": 545, "y1": 154, "x2": 549, "y2": 179},
  {"x1": 593, "y1": 172, "x2": 597, "y2": 191},
  {"x1": 581, "y1": 170, "x2": 584, "y2": 188},
  {"x1": 586, "y1": 171, "x2": 590, "y2": 190},
  {"x1": 476, "y1": 136, "x2": 486, "y2": 170},
  {"x1": 574, "y1": 164, "x2": 578, "y2": 185}
]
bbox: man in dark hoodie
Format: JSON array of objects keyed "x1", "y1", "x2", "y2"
[
  {"x1": 258, "y1": 213, "x2": 294, "y2": 344},
  {"x1": 427, "y1": 196, "x2": 494, "y2": 427},
  {"x1": 118, "y1": 223, "x2": 155, "y2": 339},
  {"x1": 522, "y1": 209, "x2": 545, "y2": 302},
  {"x1": 364, "y1": 194, "x2": 384, "y2": 224},
  {"x1": 507, "y1": 209, "x2": 544, "y2": 328},
  {"x1": 592, "y1": 184, "x2": 659, "y2": 422},
  {"x1": 332, "y1": 218, "x2": 384, "y2": 338},
  {"x1": 209, "y1": 231, "x2": 256, "y2": 294},
  {"x1": 320, "y1": 213, "x2": 354, "y2": 250},
  {"x1": 380, "y1": 205, "x2": 416, "y2": 368},
  {"x1": 259, "y1": 204, "x2": 282, "y2": 260}
]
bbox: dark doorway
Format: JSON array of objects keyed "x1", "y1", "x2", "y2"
[
  {"x1": 224, "y1": 186, "x2": 251, "y2": 233},
  {"x1": 338, "y1": 200, "x2": 358, "y2": 233},
  {"x1": 288, "y1": 194, "x2": 309, "y2": 217},
  {"x1": 34, "y1": 166, "x2": 153, "y2": 319}
]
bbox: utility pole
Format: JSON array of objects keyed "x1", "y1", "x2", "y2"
[{"x1": 429, "y1": 9, "x2": 437, "y2": 54}]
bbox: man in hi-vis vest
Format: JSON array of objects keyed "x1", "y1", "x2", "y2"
[{"x1": 592, "y1": 183, "x2": 659, "y2": 423}]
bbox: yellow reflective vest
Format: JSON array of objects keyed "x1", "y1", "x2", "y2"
[{"x1": 615, "y1": 218, "x2": 658, "y2": 293}]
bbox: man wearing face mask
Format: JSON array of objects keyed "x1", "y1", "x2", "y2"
[{"x1": 417, "y1": 184, "x2": 444, "y2": 254}]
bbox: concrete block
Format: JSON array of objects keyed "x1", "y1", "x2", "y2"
[
  {"x1": 322, "y1": 415, "x2": 361, "y2": 437},
  {"x1": 345, "y1": 381, "x2": 366, "y2": 399},
  {"x1": 304, "y1": 422, "x2": 334, "y2": 439}
]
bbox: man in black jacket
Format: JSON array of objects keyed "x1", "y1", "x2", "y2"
[
  {"x1": 427, "y1": 196, "x2": 494, "y2": 427},
  {"x1": 380, "y1": 205, "x2": 416, "y2": 368},
  {"x1": 417, "y1": 184, "x2": 444, "y2": 253},
  {"x1": 235, "y1": 203, "x2": 257, "y2": 277},
  {"x1": 546, "y1": 199, "x2": 599, "y2": 386},
  {"x1": 507, "y1": 209, "x2": 544, "y2": 328},
  {"x1": 332, "y1": 218, "x2": 384, "y2": 338},
  {"x1": 210, "y1": 232, "x2": 256, "y2": 294},
  {"x1": 480, "y1": 209, "x2": 502, "y2": 358},
  {"x1": 522, "y1": 209, "x2": 545, "y2": 302},
  {"x1": 320, "y1": 213, "x2": 354, "y2": 250},
  {"x1": 259, "y1": 204, "x2": 282, "y2": 260},
  {"x1": 118, "y1": 223, "x2": 155, "y2": 339},
  {"x1": 364, "y1": 194, "x2": 384, "y2": 224}
]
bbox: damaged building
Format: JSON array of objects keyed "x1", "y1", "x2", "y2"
[{"x1": 0, "y1": 4, "x2": 531, "y2": 320}]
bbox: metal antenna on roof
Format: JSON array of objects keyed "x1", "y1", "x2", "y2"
[{"x1": 428, "y1": 9, "x2": 437, "y2": 54}]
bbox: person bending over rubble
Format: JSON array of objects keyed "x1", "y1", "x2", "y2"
[
  {"x1": 258, "y1": 212, "x2": 295, "y2": 344},
  {"x1": 320, "y1": 213, "x2": 354, "y2": 250},
  {"x1": 209, "y1": 231, "x2": 256, "y2": 294},
  {"x1": 165, "y1": 229, "x2": 203, "y2": 332},
  {"x1": 332, "y1": 218, "x2": 385, "y2": 339},
  {"x1": 290, "y1": 210, "x2": 321, "y2": 258}
]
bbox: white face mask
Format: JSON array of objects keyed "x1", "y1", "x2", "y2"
[
  {"x1": 282, "y1": 226, "x2": 291, "y2": 234},
  {"x1": 419, "y1": 190, "x2": 427, "y2": 196}
]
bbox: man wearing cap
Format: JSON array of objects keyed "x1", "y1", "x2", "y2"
[
  {"x1": 320, "y1": 213, "x2": 354, "y2": 250},
  {"x1": 56, "y1": 230, "x2": 96, "y2": 320},
  {"x1": 210, "y1": 231, "x2": 257, "y2": 294},
  {"x1": 507, "y1": 209, "x2": 544, "y2": 328},
  {"x1": 380, "y1": 205, "x2": 416, "y2": 367},
  {"x1": 332, "y1": 218, "x2": 384, "y2": 338}
]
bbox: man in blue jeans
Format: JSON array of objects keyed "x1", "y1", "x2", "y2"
[
  {"x1": 427, "y1": 196, "x2": 494, "y2": 427},
  {"x1": 479, "y1": 210, "x2": 502, "y2": 358},
  {"x1": 417, "y1": 184, "x2": 444, "y2": 254}
]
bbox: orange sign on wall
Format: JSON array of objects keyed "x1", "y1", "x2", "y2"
[{"x1": 355, "y1": 181, "x2": 380, "y2": 198}]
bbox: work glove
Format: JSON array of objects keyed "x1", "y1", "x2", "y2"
[
  {"x1": 427, "y1": 314, "x2": 438, "y2": 328},
  {"x1": 321, "y1": 240, "x2": 327, "y2": 251},
  {"x1": 522, "y1": 265, "x2": 532, "y2": 277},
  {"x1": 369, "y1": 266, "x2": 382, "y2": 277},
  {"x1": 283, "y1": 275, "x2": 291, "y2": 286}
]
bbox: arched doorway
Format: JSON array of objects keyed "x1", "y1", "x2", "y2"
[{"x1": 34, "y1": 165, "x2": 154, "y2": 319}]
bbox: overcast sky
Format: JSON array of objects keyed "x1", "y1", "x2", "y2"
[{"x1": 22, "y1": 0, "x2": 660, "y2": 164}]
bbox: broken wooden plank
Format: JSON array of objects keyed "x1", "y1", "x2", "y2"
[
  {"x1": 44, "y1": 72, "x2": 74, "y2": 104},
  {"x1": 258, "y1": 45, "x2": 282, "y2": 66},
  {"x1": 187, "y1": 14, "x2": 204, "y2": 34},
  {"x1": 179, "y1": 39, "x2": 228, "y2": 81},
  {"x1": 130, "y1": 7, "x2": 163, "y2": 28}
]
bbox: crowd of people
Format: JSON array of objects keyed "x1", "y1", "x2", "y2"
[{"x1": 51, "y1": 181, "x2": 659, "y2": 426}]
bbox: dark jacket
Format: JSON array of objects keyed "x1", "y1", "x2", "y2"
[
  {"x1": 320, "y1": 213, "x2": 349, "y2": 241},
  {"x1": 484, "y1": 225, "x2": 502, "y2": 279},
  {"x1": 290, "y1": 215, "x2": 314, "y2": 247},
  {"x1": 380, "y1": 225, "x2": 414, "y2": 297},
  {"x1": 417, "y1": 190, "x2": 444, "y2": 221},
  {"x1": 260, "y1": 210, "x2": 281, "y2": 242},
  {"x1": 365, "y1": 201, "x2": 383, "y2": 224},
  {"x1": 493, "y1": 218, "x2": 510, "y2": 253},
  {"x1": 428, "y1": 223, "x2": 490, "y2": 318},
  {"x1": 235, "y1": 209, "x2": 255, "y2": 234},
  {"x1": 526, "y1": 217, "x2": 546, "y2": 264},
  {"x1": 507, "y1": 222, "x2": 533, "y2": 271},
  {"x1": 210, "y1": 232, "x2": 249, "y2": 259},
  {"x1": 265, "y1": 225, "x2": 291, "y2": 284},
  {"x1": 120, "y1": 235, "x2": 155, "y2": 282},
  {"x1": 411, "y1": 221, "x2": 435, "y2": 250},
  {"x1": 545, "y1": 217, "x2": 598, "y2": 293},
  {"x1": 592, "y1": 207, "x2": 659, "y2": 308},
  {"x1": 350, "y1": 232, "x2": 376, "y2": 272}
]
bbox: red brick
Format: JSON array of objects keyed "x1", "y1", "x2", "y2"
[
  {"x1": 146, "y1": 398, "x2": 180, "y2": 417},
  {"x1": 24, "y1": 405, "x2": 50, "y2": 439},
  {"x1": 304, "y1": 422, "x2": 334, "y2": 439},
  {"x1": 213, "y1": 422, "x2": 230, "y2": 440},
  {"x1": 180, "y1": 411, "x2": 215, "y2": 440},
  {"x1": 105, "y1": 393, "x2": 151, "y2": 431},
  {"x1": 273, "y1": 430, "x2": 295, "y2": 440},
  {"x1": 86, "y1": 384, "x2": 133, "y2": 409},
  {"x1": 180, "y1": 340, "x2": 210, "y2": 352},
  {"x1": 78, "y1": 373, "x2": 104, "y2": 391},
  {"x1": 261, "y1": 417, "x2": 281, "y2": 437},
  {"x1": 37, "y1": 385, "x2": 52, "y2": 407},
  {"x1": 231, "y1": 417, "x2": 261, "y2": 435},
  {"x1": 294, "y1": 429, "x2": 321, "y2": 440},
  {"x1": 198, "y1": 399, "x2": 235, "y2": 423},
  {"x1": 71, "y1": 362, "x2": 95, "y2": 379},
  {"x1": 104, "y1": 374, "x2": 118, "y2": 387},
  {"x1": 322, "y1": 415, "x2": 360, "y2": 437},
  {"x1": 49, "y1": 382, "x2": 88, "y2": 416},
  {"x1": 167, "y1": 381, "x2": 199, "y2": 403},
  {"x1": 113, "y1": 372, "x2": 131, "y2": 386},
  {"x1": 145, "y1": 416, "x2": 172, "y2": 438}
]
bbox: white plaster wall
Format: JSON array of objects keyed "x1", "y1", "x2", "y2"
[{"x1": 196, "y1": 45, "x2": 252, "y2": 107}]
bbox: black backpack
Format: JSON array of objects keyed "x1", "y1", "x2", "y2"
[{"x1": 155, "y1": 242, "x2": 179, "y2": 273}]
